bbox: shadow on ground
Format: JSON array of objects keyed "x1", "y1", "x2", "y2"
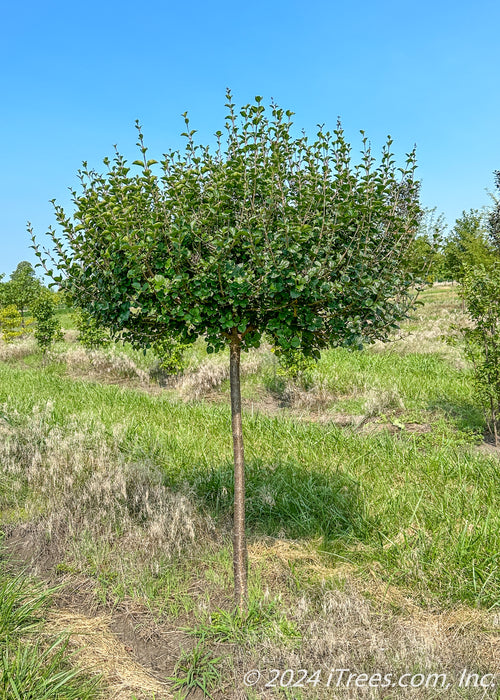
[
  {"x1": 185, "y1": 458, "x2": 371, "y2": 543},
  {"x1": 428, "y1": 397, "x2": 484, "y2": 434}
]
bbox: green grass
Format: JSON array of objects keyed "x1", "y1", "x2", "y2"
[
  {"x1": 1, "y1": 284, "x2": 497, "y2": 697},
  {"x1": 168, "y1": 642, "x2": 222, "y2": 699},
  {"x1": 188, "y1": 597, "x2": 301, "y2": 646},
  {"x1": 313, "y1": 347, "x2": 477, "y2": 416},
  {"x1": 0, "y1": 346, "x2": 498, "y2": 609},
  {"x1": 55, "y1": 308, "x2": 75, "y2": 331},
  {"x1": 0, "y1": 565, "x2": 100, "y2": 699}
]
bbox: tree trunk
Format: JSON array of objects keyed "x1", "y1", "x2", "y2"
[{"x1": 229, "y1": 330, "x2": 248, "y2": 610}]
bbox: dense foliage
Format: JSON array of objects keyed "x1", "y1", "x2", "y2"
[
  {"x1": 444, "y1": 209, "x2": 497, "y2": 281},
  {"x1": 405, "y1": 208, "x2": 447, "y2": 283},
  {"x1": 31, "y1": 293, "x2": 63, "y2": 352},
  {"x1": 34, "y1": 93, "x2": 421, "y2": 358},
  {"x1": 488, "y1": 170, "x2": 500, "y2": 253},
  {"x1": 460, "y1": 264, "x2": 500, "y2": 445},
  {"x1": 0, "y1": 305, "x2": 24, "y2": 343}
]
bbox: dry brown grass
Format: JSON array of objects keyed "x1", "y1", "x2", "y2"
[
  {"x1": 47, "y1": 609, "x2": 171, "y2": 699},
  {"x1": 0, "y1": 337, "x2": 37, "y2": 361},
  {"x1": 61, "y1": 347, "x2": 150, "y2": 383},
  {"x1": 363, "y1": 387, "x2": 406, "y2": 417},
  {"x1": 0, "y1": 403, "x2": 212, "y2": 576},
  {"x1": 176, "y1": 358, "x2": 229, "y2": 399},
  {"x1": 176, "y1": 351, "x2": 266, "y2": 401},
  {"x1": 245, "y1": 540, "x2": 499, "y2": 699},
  {"x1": 280, "y1": 379, "x2": 335, "y2": 412},
  {"x1": 63, "y1": 329, "x2": 79, "y2": 343}
]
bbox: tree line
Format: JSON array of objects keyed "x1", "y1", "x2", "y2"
[
  {"x1": 407, "y1": 201, "x2": 500, "y2": 283},
  {"x1": 405, "y1": 179, "x2": 500, "y2": 448},
  {"x1": 0, "y1": 261, "x2": 63, "y2": 349}
]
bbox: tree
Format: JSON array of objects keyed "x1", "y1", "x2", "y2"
[
  {"x1": 444, "y1": 209, "x2": 497, "y2": 281},
  {"x1": 488, "y1": 170, "x2": 500, "y2": 253},
  {"x1": 460, "y1": 264, "x2": 500, "y2": 446},
  {"x1": 0, "y1": 305, "x2": 23, "y2": 343},
  {"x1": 405, "y1": 207, "x2": 447, "y2": 283},
  {"x1": 31, "y1": 292, "x2": 63, "y2": 353},
  {"x1": 3, "y1": 261, "x2": 43, "y2": 325},
  {"x1": 32, "y1": 93, "x2": 421, "y2": 609}
]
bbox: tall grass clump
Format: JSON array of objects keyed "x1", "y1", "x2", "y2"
[
  {"x1": 0, "y1": 402, "x2": 211, "y2": 576},
  {"x1": 62, "y1": 345, "x2": 150, "y2": 383},
  {"x1": 0, "y1": 337, "x2": 37, "y2": 363}
]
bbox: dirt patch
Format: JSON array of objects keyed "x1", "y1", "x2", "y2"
[
  {"x1": 109, "y1": 607, "x2": 192, "y2": 678},
  {"x1": 476, "y1": 441, "x2": 500, "y2": 458},
  {"x1": 2, "y1": 522, "x2": 62, "y2": 577},
  {"x1": 470, "y1": 429, "x2": 500, "y2": 458},
  {"x1": 47, "y1": 609, "x2": 172, "y2": 700}
]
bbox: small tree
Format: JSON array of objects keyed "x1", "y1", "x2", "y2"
[
  {"x1": 31, "y1": 293, "x2": 63, "y2": 353},
  {"x1": 444, "y1": 210, "x2": 497, "y2": 281},
  {"x1": 74, "y1": 308, "x2": 112, "y2": 350},
  {"x1": 150, "y1": 336, "x2": 187, "y2": 376},
  {"x1": 3, "y1": 261, "x2": 43, "y2": 326},
  {"x1": 460, "y1": 265, "x2": 500, "y2": 446},
  {"x1": 488, "y1": 170, "x2": 500, "y2": 253},
  {"x1": 33, "y1": 93, "x2": 421, "y2": 608},
  {"x1": 405, "y1": 207, "x2": 447, "y2": 283},
  {"x1": 0, "y1": 305, "x2": 23, "y2": 343}
]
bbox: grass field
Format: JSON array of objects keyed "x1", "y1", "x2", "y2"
[{"x1": 0, "y1": 285, "x2": 499, "y2": 698}]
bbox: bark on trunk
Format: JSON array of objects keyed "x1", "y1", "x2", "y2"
[{"x1": 229, "y1": 329, "x2": 248, "y2": 610}]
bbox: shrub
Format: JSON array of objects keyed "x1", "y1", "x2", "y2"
[
  {"x1": 74, "y1": 309, "x2": 111, "y2": 349},
  {"x1": 460, "y1": 265, "x2": 500, "y2": 444},
  {"x1": 150, "y1": 336, "x2": 187, "y2": 377},
  {"x1": 0, "y1": 306, "x2": 23, "y2": 344},
  {"x1": 31, "y1": 295, "x2": 63, "y2": 352},
  {"x1": 274, "y1": 346, "x2": 316, "y2": 383},
  {"x1": 444, "y1": 210, "x2": 498, "y2": 281}
]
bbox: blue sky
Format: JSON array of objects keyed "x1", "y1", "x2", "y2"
[{"x1": 1, "y1": 0, "x2": 499, "y2": 276}]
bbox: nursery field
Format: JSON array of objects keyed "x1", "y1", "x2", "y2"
[{"x1": 0, "y1": 284, "x2": 499, "y2": 699}]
